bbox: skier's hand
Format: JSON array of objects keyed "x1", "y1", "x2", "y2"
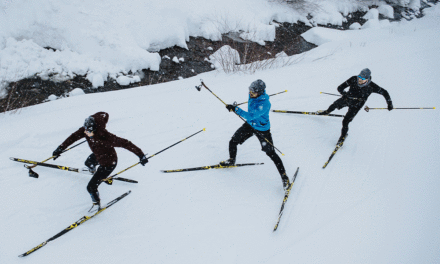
[
  {"x1": 139, "y1": 154, "x2": 149, "y2": 166},
  {"x1": 387, "y1": 101, "x2": 393, "y2": 111},
  {"x1": 52, "y1": 146, "x2": 63, "y2": 160},
  {"x1": 226, "y1": 104, "x2": 236, "y2": 112},
  {"x1": 341, "y1": 92, "x2": 348, "y2": 100}
]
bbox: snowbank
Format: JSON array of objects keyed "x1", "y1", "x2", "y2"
[{"x1": 301, "y1": 27, "x2": 348, "y2": 46}]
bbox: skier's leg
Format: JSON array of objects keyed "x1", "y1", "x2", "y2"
[
  {"x1": 226, "y1": 123, "x2": 253, "y2": 162},
  {"x1": 84, "y1": 153, "x2": 98, "y2": 173},
  {"x1": 338, "y1": 106, "x2": 361, "y2": 143},
  {"x1": 86, "y1": 163, "x2": 117, "y2": 204},
  {"x1": 319, "y1": 98, "x2": 347, "y2": 115},
  {"x1": 255, "y1": 130, "x2": 289, "y2": 188}
]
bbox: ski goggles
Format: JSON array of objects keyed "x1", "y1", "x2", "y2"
[{"x1": 358, "y1": 75, "x2": 367, "y2": 80}]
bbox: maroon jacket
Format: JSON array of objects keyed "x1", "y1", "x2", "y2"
[{"x1": 59, "y1": 112, "x2": 144, "y2": 167}]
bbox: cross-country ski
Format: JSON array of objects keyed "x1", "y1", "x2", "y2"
[
  {"x1": 161, "y1": 163, "x2": 264, "y2": 173},
  {"x1": 18, "y1": 191, "x2": 131, "y2": 258},
  {"x1": 273, "y1": 167, "x2": 299, "y2": 232}
]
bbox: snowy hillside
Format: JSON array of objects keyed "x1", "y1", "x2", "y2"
[
  {"x1": 1, "y1": 2, "x2": 440, "y2": 264},
  {"x1": 0, "y1": 0, "x2": 420, "y2": 90}
]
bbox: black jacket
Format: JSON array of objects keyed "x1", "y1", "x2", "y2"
[{"x1": 338, "y1": 76, "x2": 392, "y2": 107}]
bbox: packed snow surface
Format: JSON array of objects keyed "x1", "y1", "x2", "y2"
[{"x1": 1, "y1": 1, "x2": 439, "y2": 264}]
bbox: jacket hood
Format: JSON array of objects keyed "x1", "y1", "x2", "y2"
[{"x1": 91, "y1": 112, "x2": 109, "y2": 131}]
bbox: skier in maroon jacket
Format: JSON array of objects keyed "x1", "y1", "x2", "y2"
[{"x1": 52, "y1": 112, "x2": 148, "y2": 210}]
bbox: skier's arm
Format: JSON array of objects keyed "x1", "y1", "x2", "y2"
[
  {"x1": 235, "y1": 101, "x2": 270, "y2": 120},
  {"x1": 59, "y1": 128, "x2": 86, "y2": 150},
  {"x1": 108, "y1": 133, "x2": 145, "y2": 158},
  {"x1": 371, "y1": 83, "x2": 392, "y2": 102},
  {"x1": 337, "y1": 76, "x2": 356, "y2": 95}
]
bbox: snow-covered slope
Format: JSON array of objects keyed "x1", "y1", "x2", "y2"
[{"x1": 1, "y1": 4, "x2": 439, "y2": 264}]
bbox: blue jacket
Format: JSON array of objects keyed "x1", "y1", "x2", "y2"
[{"x1": 235, "y1": 92, "x2": 271, "y2": 131}]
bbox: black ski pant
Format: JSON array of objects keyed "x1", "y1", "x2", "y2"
[
  {"x1": 325, "y1": 98, "x2": 363, "y2": 140},
  {"x1": 85, "y1": 153, "x2": 117, "y2": 203},
  {"x1": 229, "y1": 123, "x2": 286, "y2": 176}
]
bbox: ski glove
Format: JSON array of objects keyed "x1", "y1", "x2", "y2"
[
  {"x1": 341, "y1": 92, "x2": 348, "y2": 100},
  {"x1": 52, "y1": 146, "x2": 63, "y2": 160},
  {"x1": 139, "y1": 155, "x2": 149, "y2": 166},
  {"x1": 387, "y1": 101, "x2": 393, "y2": 111},
  {"x1": 226, "y1": 104, "x2": 236, "y2": 112}
]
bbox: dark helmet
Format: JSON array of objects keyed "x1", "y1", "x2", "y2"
[
  {"x1": 358, "y1": 68, "x2": 371, "y2": 87},
  {"x1": 249, "y1": 79, "x2": 266, "y2": 95},
  {"x1": 83, "y1": 116, "x2": 96, "y2": 132}
]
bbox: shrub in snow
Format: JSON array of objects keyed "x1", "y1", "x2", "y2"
[
  {"x1": 131, "y1": 76, "x2": 141, "y2": 83},
  {"x1": 208, "y1": 45, "x2": 240, "y2": 73},
  {"x1": 385, "y1": 0, "x2": 420, "y2": 10},
  {"x1": 68, "y1": 88, "x2": 85, "y2": 97},
  {"x1": 87, "y1": 73, "x2": 105, "y2": 88},
  {"x1": 117, "y1": 76, "x2": 131, "y2": 86},
  {"x1": 0, "y1": 82, "x2": 8, "y2": 99},
  {"x1": 408, "y1": 0, "x2": 421, "y2": 10},
  {"x1": 363, "y1": 9, "x2": 379, "y2": 20},
  {"x1": 349, "y1": 22, "x2": 362, "y2": 30},
  {"x1": 378, "y1": 5, "x2": 395, "y2": 19},
  {"x1": 116, "y1": 75, "x2": 141, "y2": 86}
]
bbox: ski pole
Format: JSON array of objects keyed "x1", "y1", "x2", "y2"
[
  {"x1": 364, "y1": 106, "x2": 435, "y2": 112},
  {"x1": 11, "y1": 158, "x2": 136, "y2": 183},
  {"x1": 320, "y1": 92, "x2": 364, "y2": 102},
  {"x1": 320, "y1": 92, "x2": 340, "y2": 97},
  {"x1": 102, "y1": 128, "x2": 206, "y2": 184},
  {"x1": 196, "y1": 80, "x2": 285, "y2": 156},
  {"x1": 25, "y1": 140, "x2": 87, "y2": 178},
  {"x1": 236, "y1": 90, "x2": 288, "y2": 106},
  {"x1": 272, "y1": 110, "x2": 344, "y2": 117}
]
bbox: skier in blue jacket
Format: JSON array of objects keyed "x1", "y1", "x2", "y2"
[{"x1": 222, "y1": 79, "x2": 290, "y2": 190}]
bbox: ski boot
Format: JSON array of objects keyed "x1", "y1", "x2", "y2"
[
  {"x1": 88, "y1": 201, "x2": 101, "y2": 213},
  {"x1": 281, "y1": 174, "x2": 291, "y2": 192},
  {"x1": 316, "y1": 110, "x2": 329, "y2": 115},
  {"x1": 88, "y1": 192, "x2": 101, "y2": 212},
  {"x1": 219, "y1": 158, "x2": 236, "y2": 166},
  {"x1": 336, "y1": 134, "x2": 348, "y2": 147},
  {"x1": 82, "y1": 164, "x2": 97, "y2": 174}
]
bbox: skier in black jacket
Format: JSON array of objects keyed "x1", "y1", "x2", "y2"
[{"x1": 318, "y1": 68, "x2": 393, "y2": 145}]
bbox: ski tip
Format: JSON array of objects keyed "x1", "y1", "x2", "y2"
[
  {"x1": 285, "y1": 90, "x2": 288, "y2": 92},
  {"x1": 9, "y1": 157, "x2": 15, "y2": 161},
  {"x1": 434, "y1": 107, "x2": 436, "y2": 109},
  {"x1": 282, "y1": 153, "x2": 285, "y2": 156},
  {"x1": 203, "y1": 128, "x2": 206, "y2": 131}
]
